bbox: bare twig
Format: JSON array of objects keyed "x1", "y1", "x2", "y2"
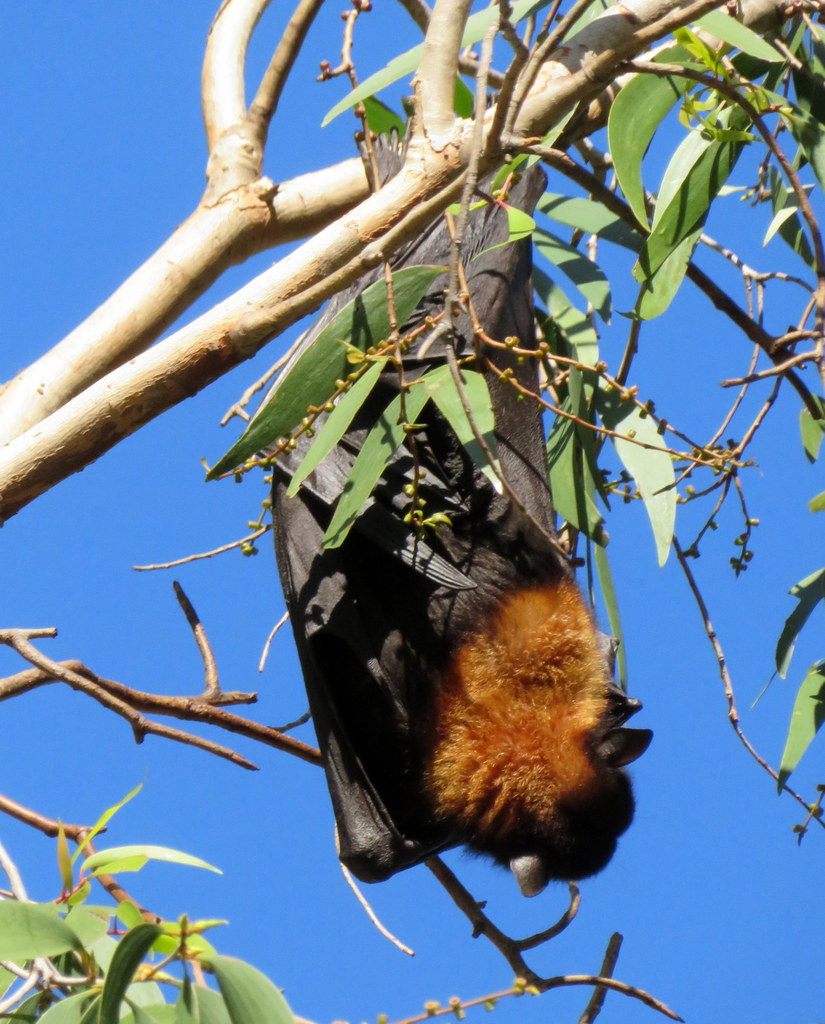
[
  {"x1": 133, "y1": 527, "x2": 271, "y2": 571},
  {"x1": 173, "y1": 582, "x2": 220, "y2": 699},
  {"x1": 578, "y1": 933, "x2": 623, "y2": 1024},
  {"x1": 259, "y1": 610, "x2": 290, "y2": 672},
  {"x1": 673, "y1": 538, "x2": 825, "y2": 829},
  {"x1": 340, "y1": 862, "x2": 415, "y2": 956}
]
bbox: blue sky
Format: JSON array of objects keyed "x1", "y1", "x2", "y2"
[{"x1": 2, "y1": 5, "x2": 824, "y2": 1023}]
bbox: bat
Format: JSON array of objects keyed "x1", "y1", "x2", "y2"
[{"x1": 268, "y1": 143, "x2": 651, "y2": 896}]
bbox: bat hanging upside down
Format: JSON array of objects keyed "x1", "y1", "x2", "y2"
[{"x1": 269, "y1": 146, "x2": 651, "y2": 897}]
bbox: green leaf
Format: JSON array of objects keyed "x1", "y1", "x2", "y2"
[
  {"x1": 187, "y1": 986, "x2": 233, "y2": 1024},
  {"x1": 766, "y1": 166, "x2": 815, "y2": 267},
  {"x1": 453, "y1": 76, "x2": 475, "y2": 118},
  {"x1": 38, "y1": 992, "x2": 99, "y2": 1024},
  {"x1": 809, "y1": 490, "x2": 825, "y2": 513},
  {"x1": 782, "y1": 105, "x2": 825, "y2": 192},
  {"x1": 83, "y1": 846, "x2": 221, "y2": 876},
  {"x1": 99, "y1": 925, "x2": 164, "y2": 1024},
  {"x1": 209, "y1": 266, "x2": 445, "y2": 478},
  {"x1": 74, "y1": 783, "x2": 143, "y2": 863},
  {"x1": 361, "y1": 97, "x2": 406, "y2": 139},
  {"x1": 775, "y1": 568, "x2": 825, "y2": 677},
  {"x1": 637, "y1": 129, "x2": 742, "y2": 280},
  {"x1": 696, "y1": 10, "x2": 783, "y2": 61},
  {"x1": 778, "y1": 661, "x2": 825, "y2": 789},
  {"x1": 536, "y1": 193, "x2": 642, "y2": 251},
  {"x1": 64, "y1": 906, "x2": 111, "y2": 947},
  {"x1": 203, "y1": 956, "x2": 294, "y2": 1024},
  {"x1": 322, "y1": 384, "x2": 430, "y2": 547},
  {"x1": 608, "y1": 53, "x2": 693, "y2": 228},
  {"x1": 533, "y1": 269, "x2": 599, "y2": 363},
  {"x1": 116, "y1": 902, "x2": 146, "y2": 931},
  {"x1": 596, "y1": 387, "x2": 676, "y2": 566},
  {"x1": 594, "y1": 544, "x2": 627, "y2": 686},
  {"x1": 321, "y1": 0, "x2": 548, "y2": 125},
  {"x1": 123, "y1": 1006, "x2": 176, "y2": 1024},
  {"x1": 546, "y1": 392, "x2": 606, "y2": 544},
  {"x1": 533, "y1": 229, "x2": 611, "y2": 322},
  {"x1": 635, "y1": 226, "x2": 702, "y2": 319},
  {"x1": 0, "y1": 902, "x2": 82, "y2": 961},
  {"x1": 421, "y1": 365, "x2": 501, "y2": 486},
  {"x1": 286, "y1": 358, "x2": 387, "y2": 496}
]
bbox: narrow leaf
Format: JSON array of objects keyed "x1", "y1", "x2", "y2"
[
  {"x1": 778, "y1": 662, "x2": 825, "y2": 789},
  {"x1": 608, "y1": 53, "x2": 692, "y2": 227},
  {"x1": 596, "y1": 388, "x2": 676, "y2": 566},
  {"x1": 209, "y1": 266, "x2": 444, "y2": 477},
  {"x1": 537, "y1": 193, "x2": 642, "y2": 251},
  {"x1": 638, "y1": 132, "x2": 742, "y2": 279},
  {"x1": 83, "y1": 845, "x2": 221, "y2": 876},
  {"x1": 204, "y1": 956, "x2": 294, "y2": 1024},
  {"x1": 322, "y1": 385, "x2": 430, "y2": 547},
  {"x1": 38, "y1": 992, "x2": 98, "y2": 1024},
  {"x1": 775, "y1": 568, "x2": 825, "y2": 677},
  {"x1": 809, "y1": 490, "x2": 825, "y2": 513},
  {"x1": 361, "y1": 97, "x2": 406, "y2": 138},
  {"x1": 64, "y1": 906, "x2": 111, "y2": 947},
  {"x1": 99, "y1": 925, "x2": 164, "y2": 1024},
  {"x1": 74, "y1": 783, "x2": 143, "y2": 862},
  {"x1": 697, "y1": 10, "x2": 783, "y2": 61},
  {"x1": 635, "y1": 226, "x2": 702, "y2": 319},
  {"x1": 533, "y1": 228, "x2": 611, "y2": 322},
  {"x1": 594, "y1": 544, "x2": 627, "y2": 686},
  {"x1": 0, "y1": 902, "x2": 81, "y2": 961},
  {"x1": 767, "y1": 167, "x2": 815, "y2": 267},
  {"x1": 802, "y1": 397, "x2": 825, "y2": 462},
  {"x1": 533, "y1": 268, "x2": 599, "y2": 361},
  {"x1": 421, "y1": 365, "x2": 501, "y2": 486},
  {"x1": 286, "y1": 358, "x2": 387, "y2": 495},
  {"x1": 187, "y1": 985, "x2": 233, "y2": 1024},
  {"x1": 322, "y1": 0, "x2": 548, "y2": 125},
  {"x1": 57, "y1": 823, "x2": 73, "y2": 891}
]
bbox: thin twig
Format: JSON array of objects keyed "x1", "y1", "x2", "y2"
[
  {"x1": 340, "y1": 862, "x2": 415, "y2": 956},
  {"x1": 578, "y1": 933, "x2": 622, "y2": 1024},
  {"x1": 133, "y1": 527, "x2": 270, "y2": 571},
  {"x1": 173, "y1": 582, "x2": 220, "y2": 699},
  {"x1": 259, "y1": 610, "x2": 290, "y2": 672}
]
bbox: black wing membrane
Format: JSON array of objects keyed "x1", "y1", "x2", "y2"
[{"x1": 269, "y1": 144, "x2": 650, "y2": 890}]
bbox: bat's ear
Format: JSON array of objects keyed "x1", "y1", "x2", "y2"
[
  {"x1": 598, "y1": 728, "x2": 653, "y2": 768},
  {"x1": 509, "y1": 853, "x2": 549, "y2": 897}
]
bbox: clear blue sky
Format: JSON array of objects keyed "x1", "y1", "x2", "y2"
[{"x1": 2, "y1": 5, "x2": 823, "y2": 1023}]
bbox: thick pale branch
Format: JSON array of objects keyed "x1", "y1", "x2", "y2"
[
  {"x1": 0, "y1": 0, "x2": 737, "y2": 518},
  {"x1": 0, "y1": 159, "x2": 368, "y2": 443},
  {"x1": 414, "y1": 0, "x2": 474, "y2": 140},
  {"x1": 202, "y1": 0, "x2": 274, "y2": 148}
]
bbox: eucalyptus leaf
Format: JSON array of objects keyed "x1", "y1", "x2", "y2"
[
  {"x1": 635, "y1": 226, "x2": 702, "y2": 320},
  {"x1": 287, "y1": 358, "x2": 387, "y2": 496},
  {"x1": 38, "y1": 992, "x2": 98, "y2": 1024},
  {"x1": 83, "y1": 845, "x2": 221, "y2": 876},
  {"x1": 533, "y1": 268, "x2": 599, "y2": 362},
  {"x1": 696, "y1": 10, "x2": 783, "y2": 61},
  {"x1": 99, "y1": 925, "x2": 164, "y2": 1024},
  {"x1": 777, "y1": 662, "x2": 825, "y2": 789},
  {"x1": 809, "y1": 490, "x2": 825, "y2": 513},
  {"x1": 608, "y1": 51, "x2": 693, "y2": 228},
  {"x1": 322, "y1": 0, "x2": 548, "y2": 125},
  {"x1": 800, "y1": 397, "x2": 825, "y2": 462},
  {"x1": 596, "y1": 388, "x2": 676, "y2": 566},
  {"x1": 421, "y1": 364, "x2": 501, "y2": 486},
  {"x1": 533, "y1": 228, "x2": 611, "y2": 322},
  {"x1": 775, "y1": 568, "x2": 825, "y2": 677},
  {"x1": 323, "y1": 384, "x2": 430, "y2": 547},
  {"x1": 0, "y1": 902, "x2": 82, "y2": 961},
  {"x1": 209, "y1": 266, "x2": 444, "y2": 478},
  {"x1": 203, "y1": 955, "x2": 295, "y2": 1024},
  {"x1": 361, "y1": 96, "x2": 406, "y2": 138},
  {"x1": 537, "y1": 193, "x2": 642, "y2": 251},
  {"x1": 594, "y1": 544, "x2": 627, "y2": 686}
]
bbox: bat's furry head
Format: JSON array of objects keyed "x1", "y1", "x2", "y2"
[{"x1": 422, "y1": 580, "x2": 652, "y2": 896}]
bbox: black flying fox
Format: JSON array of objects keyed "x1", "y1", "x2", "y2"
[{"x1": 268, "y1": 144, "x2": 651, "y2": 897}]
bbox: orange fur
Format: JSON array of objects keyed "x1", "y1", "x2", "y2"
[{"x1": 423, "y1": 580, "x2": 610, "y2": 842}]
